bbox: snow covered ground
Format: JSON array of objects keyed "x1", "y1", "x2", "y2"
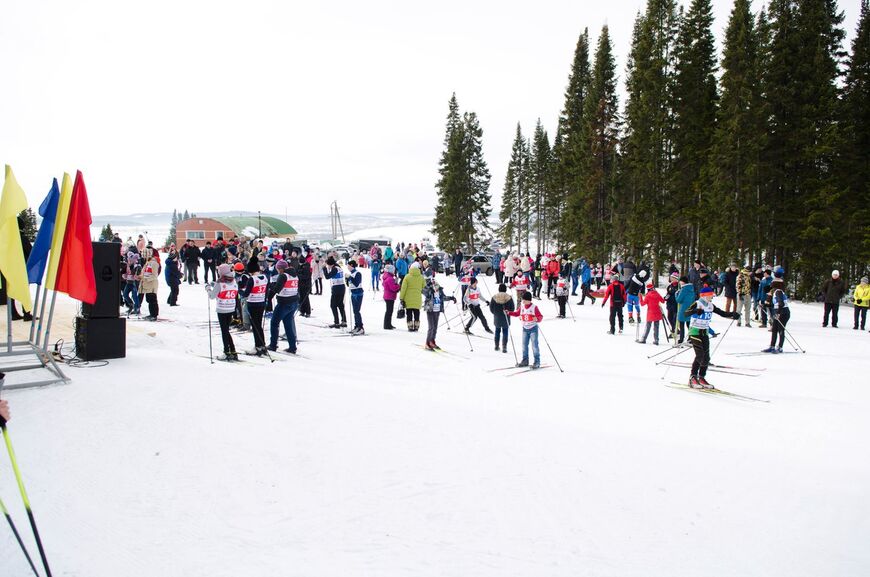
[{"x1": 1, "y1": 265, "x2": 869, "y2": 576}]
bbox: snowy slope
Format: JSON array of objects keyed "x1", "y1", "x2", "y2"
[{"x1": 1, "y1": 268, "x2": 869, "y2": 577}]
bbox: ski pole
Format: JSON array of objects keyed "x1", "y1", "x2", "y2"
[
  {"x1": 0, "y1": 493, "x2": 40, "y2": 577},
  {"x1": 536, "y1": 324, "x2": 564, "y2": 373},
  {"x1": 776, "y1": 316, "x2": 805, "y2": 353},
  {"x1": 454, "y1": 301, "x2": 473, "y2": 352},
  {"x1": 1, "y1": 424, "x2": 53, "y2": 577},
  {"x1": 710, "y1": 318, "x2": 736, "y2": 361},
  {"x1": 503, "y1": 311, "x2": 518, "y2": 364},
  {"x1": 566, "y1": 298, "x2": 576, "y2": 322},
  {"x1": 207, "y1": 287, "x2": 214, "y2": 364},
  {"x1": 647, "y1": 342, "x2": 682, "y2": 359},
  {"x1": 440, "y1": 308, "x2": 451, "y2": 330},
  {"x1": 654, "y1": 344, "x2": 693, "y2": 366}
]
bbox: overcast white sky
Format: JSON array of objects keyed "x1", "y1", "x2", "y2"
[{"x1": 1, "y1": 0, "x2": 861, "y2": 217}]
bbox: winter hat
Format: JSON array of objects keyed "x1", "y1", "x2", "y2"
[
  {"x1": 679, "y1": 275, "x2": 689, "y2": 283},
  {"x1": 217, "y1": 263, "x2": 232, "y2": 278},
  {"x1": 700, "y1": 286, "x2": 714, "y2": 296},
  {"x1": 411, "y1": 262, "x2": 421, "y2": 269},
  {"x1": 385, "y1": 264, "x2": 395, "y2": 274},
  {"x1": 498, "y1": 283, "x2": 507, "y2": 292},
  {"x1": 348, "y1": 259, "x2": 357, "y2": 268},
  {"x1": 469, "y1": 277, "x2": 477, "y2": 285},
  {"x1": 522, "y1": 290, "x2": 532, "y2": 301},
  {"x1": 247, "y1": 259, "x2": 259, "y2": 273},
  {"x1": 638, "y1": 270, "x2": 647, "y2": 279},
  {"x1": 233, "y1": 262, "x2": 245, "y2": 272},
  {"x1": 276, "y1": 259, "x2": 289, "y2": 271},
  {"x1": 774, "y1": 266, "x2": 785, "y2": 278},
  {"x1": 832, "y1": 270, "x2": 840, "y2": 277},
  {"x1": 646, "y1": 281, "x2": 654, "y2": 289},
  {"x1": 325, "y1": 256, "x2": 336, "y2": 266},
  {"x1": 669, "y1": 272, "x2": 679, "y2": 280},
  {"x1": 861, "y1": 276, "x2": 868, "y2": 284}
]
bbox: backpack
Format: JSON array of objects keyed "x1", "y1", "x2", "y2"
[{"x1": 612, "y1": 283, "x2": 625, "y2": 305}]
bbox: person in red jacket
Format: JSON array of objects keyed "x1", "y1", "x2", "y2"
[
  {"x1": 601, "y1": 276, "x2": 626, "y2": 334},
  {"x1": 639, "y1": 281, "x2": 665, "y2": 344}
]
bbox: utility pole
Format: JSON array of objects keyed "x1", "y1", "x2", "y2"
[
  {"x1": 258, "y1": 211, "x2": 262, "y2": 238},
  {"x1": 330, "y1": 201, "x2": 345, "y2": 243}
]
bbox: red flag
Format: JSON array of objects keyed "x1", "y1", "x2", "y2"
[{"x1": 54, "y1": 170, "x2": 96, "y2": 304}]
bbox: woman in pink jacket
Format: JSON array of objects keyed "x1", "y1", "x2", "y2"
[{"x1": 382, "y1": 264, "x2": 401, "y2": 330}]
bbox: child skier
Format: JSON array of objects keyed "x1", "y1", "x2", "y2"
[
  {"x1": 206, "y1": 263, "x2": 239, "y2": 361},
  {"x1": 267, "y1": 259, "x2": 300, "y2": 354},
  {"x1": 684, "y1": 286, "x2": 740, "y2": 387},
  {"x1": 240, "y1": 259, "x2": 269, "y2": 356},
  {"x1": 510, "y1": 270, "x2": 530, "y2": 305},
  {"x1": 489, "y1": 283, "x2": 515, "y2": 353},
  {"x1": 464, "y1": 277, "x2": 493, "y2": 334},
  {"x1": 508, "y1": 291, "x2": 544, "y2": 368},
  {"x1": 601, "y1": 275, "x2": 627, "y2": 334},
  {"x1": 555, "y1": 274, "x2": 569, "y2": 318},
  {"x1": 423, "y1": 277, "x2": 456, "y2": 350},
  {"x1": 625, "y1": 269, "x2": 648, "y2": 324},
  {"x1": 322, "y1": 256, "x2": 348, "y2": 328},
  {"x1": 458, "y1": 262, "x2": 474, "y2": 310},
  {"x1": 346, "y1": 259, "x2": 365, "y2": 335},
  {"x1": 638, "y1": 281, "x2": 665, "y2": 345},
  {"x1": 762, "y1": 277, "x2": 790, "y2": 353}
]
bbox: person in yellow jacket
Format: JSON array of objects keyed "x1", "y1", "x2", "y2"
[{"x1": 853, "y1": 276, "x2": 870, "y2": 331}]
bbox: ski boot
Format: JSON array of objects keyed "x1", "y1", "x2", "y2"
[
  {"x1": 697, "y1": 376, "x2": 713, "y2": 389},
  {"x1": 761, "y1": 346, "x2": 776, "y2": 353},
  {"x1": 502, "y1": 346, "x2": 507, "y2": 353},
  {"x1": 516, "y1": 359, "x2": 529, "y2": 368},
  {"x1": 628, "y1": 316, "x2": 635, "y2": 324},
  {"x1": 689, "y1": 376, "x2": 704, "y2": 389}
]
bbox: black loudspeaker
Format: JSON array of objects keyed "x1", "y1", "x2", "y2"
[
  {"x1": 75, "y1": 317, "x2": 126, "y2": 360},
  {"x1": 81, "y1": 242, "x2": 121, "y2": 318}
]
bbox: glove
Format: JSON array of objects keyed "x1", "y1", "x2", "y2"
[
  {"x1": 731, "y1": 312, "x2": 740, "y2": 319},
  {"x1": 601, "y1": 303, "x2": 605, "y2": 308},
  {"x1": 858, "y1": 299, "x2": 864, "y2": 305},
  {"x1": 400, "y1": 300, "x2": 405, "y2": 308}
]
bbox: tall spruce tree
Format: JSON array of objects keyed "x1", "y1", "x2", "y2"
[
  {"x1": 166, "y1": 209, "x2": 179, "y2": 247},
  {"x1": 839, "y1": 0, "x2": 870, "y2": 276},
  {"x1": 621, "y1": 1, "x2": 680, "y2": 266},
  {"x1": 575, "y1": 25, "x2": 620, "y2": 260},
  {"x1": 673, "y1": 0, "x2": 718, "y2": 266},
  {"x1": 530, "y1": 120, "x2": 552, "y2": 253},
  {"x1": 765, "y1": 0, "x2": 846, "y2": 296},
  {"x1": 432, "y1": 94, "x2": 492, "y2": 251},
  {"x1": 706, "y1": 0, "x2": 764, "y2": 265},
  {"x1": 502, "y1": 124, "x2": 528, "y2": 251}
]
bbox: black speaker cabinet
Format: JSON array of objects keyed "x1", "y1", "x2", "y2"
[
  {"x1": 81, "y1": 241, "x2": 121, "y2": 318},
  {"x1": 75, "y1": 316, "x2": 126, "y2": 360}
]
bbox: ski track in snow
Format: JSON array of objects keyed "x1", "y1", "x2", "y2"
[{"x1": 1, "y1": 255, "x2": 869, "y2": 577}]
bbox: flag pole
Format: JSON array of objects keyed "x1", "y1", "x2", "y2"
[
  {"x1": 33, "y1": 285, "x2": 50, "y2": 349},
  {"x1": 41, "y1": 290, "x2": 58, "y2": 355},
  {"x1": 6, "y1": 296, "x2": 11, "y2": 354},
  {"x1": 28, "y1": 285, "x2": 41, "y2": 343}
]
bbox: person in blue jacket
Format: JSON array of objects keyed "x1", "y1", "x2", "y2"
[
  {"x1": 346, "y1": 260, "x2": 365, "y2": 335},
  {"x1": 675, "y1": 275, "x2": 696, "y2": 344},
  {"x1": 756, "y1": 269, "x2": 773, "y2": 328},
  {"x1": 394, "y1": 255, "x2": 409, "y2": 283},
  {"x1": 164, "y1": 249, "x2": 183, "y2": 306},
  {"x1": 491, "y1": 251, "x2": 503, "y2": 284}
]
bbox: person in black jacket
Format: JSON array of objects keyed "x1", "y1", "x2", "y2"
[
  {"x1": 452, "y1": 248, "x2": 463, "y2": 278},
  {"x1": 488, "y1": 283, "x2": 515, "y2": 353},
  {"x1": 322, "y1": 256, "x2": 347, "y2": 328},
  {"x1": 164, "y1": 249, "x2": 183, "y2": 306},
  {"x1": 183, "y1": 240, "x2": 201, "y2": 284},
  {"x1": 201, "y1": 241, "x2": 217, "y2": 283},
  {"x1": 665, "y1": 272, "x2": 680, "y2": 337},
  {"x1": 298, "y1": 251, "x2": 313, "y2": 318},
  {"x1": 821, "y1": 270, "x2": 847, "y2": 327}
]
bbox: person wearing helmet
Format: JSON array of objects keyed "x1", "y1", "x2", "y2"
[
  {"x1": 683, "y1": 286, "x2": 740, "y2": 388},
  {"x1": 821, "y1": 269, "x2": 846, "y2": 327},
  {"x1": 206, "y1": 263, "x2": 239, "y2": 361}
]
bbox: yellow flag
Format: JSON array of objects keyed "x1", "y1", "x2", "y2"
[
  {"x1": 45, "y1": 172, "x2": 73, "y2": 291},
  {"x1": 0, "y1": 165, "x2": 32, "y2": 310}
]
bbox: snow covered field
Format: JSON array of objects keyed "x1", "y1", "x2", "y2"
[{"x1": 1, "y1": 266, "x2": 869, "y2": 576}]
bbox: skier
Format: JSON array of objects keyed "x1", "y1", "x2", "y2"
[
  {"x1": 489, "y1": 283, "x2": 515, "y2": 353},
  {"x1": 507, "y1": 291, "x2": 544, "y2": 368},
  {"x1": 423, "y1": 277, "x2": 456, "y2": 350},
  {"x1": 625, "y1": 269, "x2": 648, "y2": 324},
  {"x1": 638, "y1": 281, "x2": 665, "y2": 345},
  {"x1": 458, "y1": 261, "x2": 473, "y2": 310},
  {"x1": 684, "y1": 286, "x2": 740, "y2": 388},
  {"x1": 206, "y1": 263, "x2": 239, "y2": 361},
  {"x1": 510, "y1": 270, "x2": 530, "y2": 305},
  {"x1": 762, "y1": 276, "x2": 790, "y2": 353},
  {"x1": 463, "y1": 277, "x2": 493, "y2": 334},
  {"x1": 382, "y1": 264, "x2": 400, "y2": 330},
  {"x1": 665, "y1": 272, "x2": 680, "y2": 339},
  {"x1": 601, "y1": 275, "x2": 626, "y2": 335},
  {"x1": 346, "y1": 259, "x2": 365, "y2": 335},
  {"x1": 555, "y1": 273, "x2": 569, "y2": 318},
  {"x1": 675, "y1": 275, "x2": 695, "y2": 344},
  {"x1": 267, "y1": 259, "x2": 300, "y2": 353},
  {"x1": 298, "y1": 249, "x2": 313, "y2": 318},
  {"x1": 821, "y1": 270, "x2": 846, "y2": 327},
  {"x1": 240, "y1": 258, "x2": 269, "y2": 356},
  {"x1": 322, "y1": 256, "x2": 348, "y2": 329}
]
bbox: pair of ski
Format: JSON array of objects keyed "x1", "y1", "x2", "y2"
[
  {"x1": 660, "y1": 361, "x2": 765, "y2": 377},
  {"x1": 487, "y1": 364, "x2": 552, "y2": 377},
  {"x1": 413, "y1": 344, "x2": 470, "y2": 359},
  {"x1": 728, "y1": 350, "x2": 802, "y2": 357},
  {"x1": 666, "y1": 382, "x2": 769, "y2": 403}
]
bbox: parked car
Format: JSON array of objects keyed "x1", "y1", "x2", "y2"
[{"x1": 464, "y1": 254, "x2": 495, "y2": 276}]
